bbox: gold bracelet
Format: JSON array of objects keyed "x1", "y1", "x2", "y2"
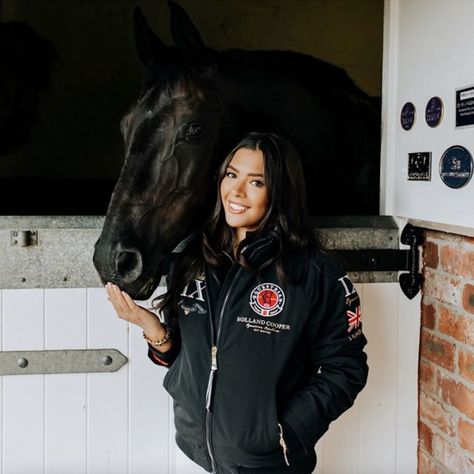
[{"x1": 143, "y1": 326, "x2": 171, "y2": 347}]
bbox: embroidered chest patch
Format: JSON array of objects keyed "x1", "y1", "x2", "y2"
[{"x1": 249, "y1": 283, "x2": 285, "y2": 317}]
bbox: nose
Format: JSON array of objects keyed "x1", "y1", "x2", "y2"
[
  {"x1": 114, "y1": 247, "x2": 143, "y2": 284},
  {"x1": 231, "y1": 180, "x2": 246, "y2": 198}
]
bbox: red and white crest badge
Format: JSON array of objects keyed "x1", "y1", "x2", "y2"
[{"x1": 249, "y1": 283, "x2": 285, "y2": 317}]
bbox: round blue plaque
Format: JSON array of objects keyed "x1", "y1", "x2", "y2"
[
  {"x1": 439, "y1": 145, "x2": 473, "y2": 189},
  {"x1": 401, "y1": 102, "x2": 416, "y2": 130},
  {"x1": 425, "y1": 96, "x2": 443, "y2": 127}
]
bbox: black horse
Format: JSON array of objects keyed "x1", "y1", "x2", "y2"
[{"x1": 93, "y1": 1, "x2": 380, "y2": 299}]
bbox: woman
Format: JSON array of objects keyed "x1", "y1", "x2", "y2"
[{"x1": 106, "y1": 132, "x2": 368, "y2": 474}]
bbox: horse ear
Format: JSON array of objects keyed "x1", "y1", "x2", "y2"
[
  {"x1": 168, "y1": 0, "x2": 213, "y2": 67},
  {"x1": 133, "y1": 7, "x2": 166, "y2": 68}
]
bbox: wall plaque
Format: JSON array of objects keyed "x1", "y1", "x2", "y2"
[
  {"x1": 425, "y1": 96, "x2": 443, "y2": 127},
  {"x1": 439, "y1": 145, "x2": 473, "y2": 188},
  {"x1": 408, "y1": 152, "x2": 431, "y2": 181},
  {"x1": 401, "y1": 102, "x2": 416, "y2": 130},
  {"x1": 456, "y1": 85, "x2": 474, "y2": 127}
]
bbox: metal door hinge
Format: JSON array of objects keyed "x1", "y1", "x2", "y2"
[
  {"x1": 0, "y1": 349, "x2": 128, "y2": 376},
  {"x1": 335, "y1": 224, "x2": 424, "y2": 299}
]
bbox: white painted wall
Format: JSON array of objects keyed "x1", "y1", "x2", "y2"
[
  {"x1": 0, "y1": 284, "x2": 419, "y2": 474},
  {"x1": 382, "y1": 0, "x2": 474, "y2": 235}
]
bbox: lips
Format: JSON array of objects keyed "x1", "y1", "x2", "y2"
[{"x1": 228, "y1": 201, "x2": 249, "y2": 213}]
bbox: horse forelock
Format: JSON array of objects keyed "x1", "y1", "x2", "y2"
[{"x1": 121, "y1": 67, "x2": 219, "y2": 153}]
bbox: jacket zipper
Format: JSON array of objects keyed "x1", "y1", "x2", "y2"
[
  {"x1": 204, "y1": 267, "x2": 242, "y2": 473},
  {"x1": 203, "y1": 239, "x2": 274, "y2": 473},
  {"x1": 204, "y1": 281, "x2": 218, "y2": 473},
  {"x1": 278, "y1": 423, "x2": 290, "y2": 466}
]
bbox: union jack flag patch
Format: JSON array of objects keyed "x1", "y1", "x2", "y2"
[{"x1": 346, "y1": 305, "x2": 362, "y2": 333}]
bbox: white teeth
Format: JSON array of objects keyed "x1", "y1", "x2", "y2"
[{"x1": 229, "y1": 202, "x2": 247, "y2": 212}]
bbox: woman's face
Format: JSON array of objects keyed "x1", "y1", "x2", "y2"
[{"x1": 220, "y1": 147, "x2": 269, "y2": 242}]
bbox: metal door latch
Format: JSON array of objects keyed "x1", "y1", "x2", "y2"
[
  {"x1": 334, "y1": 223, "x2": 424, "y2": 299},
  {"x1": 398, "y1": 223, "x2": 424, "y2": 299},
  {"x1": 0, "y1": 349, "x2": 128, "y2": 376}
]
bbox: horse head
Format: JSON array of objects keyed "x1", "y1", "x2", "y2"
[
  {"x1": 94, "y1": 1, "x2": 382, "y2": 298},
  {"x1": 93, "y1": 2, "x2": 225, "y2": 299}
]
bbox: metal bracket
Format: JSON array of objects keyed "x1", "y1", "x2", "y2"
[
  {"x1": 334, "y1": 224, "x2": 424, "y2": 299},
  {"x1": 10, "y1": 230, "x2": 38, "y2": 247},
  {"x1": 0, "y1": 349, "x2": 128, "y2": 376}
]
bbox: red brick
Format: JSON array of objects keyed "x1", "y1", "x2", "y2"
[
  {"x1": 439, "y1": 305, "x2": 474, "y2": 345},
  {"x1": 423, "y1": 270, "x2": 461, "y2": 307},
  {"x1": 432, "y1": 433, "x2": 474, "y2": 473},
  {"x1": 438, "y1": 372, "x2": 474, "y2": 419},
  {"x1": 420, "y1": 360, "x2": 437, "y2": 396},
  {"x1": 459, "y1": 419, "x2": 474, "y2": 455},
  {"x1": 462, "y1": 284, "x2": 474, "y2": 315},
  {"x1": 420, "y1": 329, "x2": 455, "y2": 371},
  {"x1": 419, "y1": 391, "x2": 456, "y2": 437},
  {"x1": 422, "y1": 303, "x2": 436, "y2": 329},
  {"x1": 424, "y1": 241, "x2": 439, "y2": 269},
  {"x1": 418, "y1": 449, "x2": 442, "y2": 474},
  {"x1": 419, "y1": 420, "x2": 433, "y2": 453},
  {"x1": 459, "y1": 349, "x2": 474, "y2": 384},
  {"x1": 440, "y1": 246, "x2": 474, "y2": 279}
]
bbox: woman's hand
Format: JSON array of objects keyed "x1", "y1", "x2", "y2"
[
  {"x1": 105, "y1": 282, "x2": 151, "y2": 326},
  {"x1": 106, "y1": 283, "x2": 173, "y2": 352}
]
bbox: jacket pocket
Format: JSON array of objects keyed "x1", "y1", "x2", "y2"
[
  {"x1": 162, "y1": 350, "x2": 182, "y2": 395},
  {"x1": 173, "y1": 400, "x2": 206, "y2": 449},
  {"x1": 214, "y1": 387, "x2": 280, "y2": 456},
  {"x1": 163, "y1": 352, "x2": 207, "y2": 451}
]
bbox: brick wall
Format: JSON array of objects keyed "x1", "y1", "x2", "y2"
[{"x1": 419, "y1": 230, "x2": 474, "y2": 473}]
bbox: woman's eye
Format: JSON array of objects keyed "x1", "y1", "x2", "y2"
[
  {"x1": 251, "y1": 180, "x2": 265, "y2": 187},
  {"x1": 184, "y1": 123, "x2": 204, "y2": 139},
  {"x1": 226, "y1": 171, "x2": 237, "y2": 179}
]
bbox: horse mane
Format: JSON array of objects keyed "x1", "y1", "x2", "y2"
[
  {"x1": 142, "y1": 45, "x2": 373, "y2": 103},
  {"x1": 217, "y1": 48, "x2": 372, "y2": 99}
]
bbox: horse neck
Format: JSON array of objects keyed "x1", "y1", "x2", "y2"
[
  {"x1": 215, "y1": 58, "x2": 322, "y2": 153},
  {"x1": 215, "y1": 49, "x2": 378, "y2": 144}
]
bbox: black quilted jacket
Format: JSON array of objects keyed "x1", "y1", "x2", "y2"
[{"x1": 148, "y1": 231, "x2": 368, "y2": 473}]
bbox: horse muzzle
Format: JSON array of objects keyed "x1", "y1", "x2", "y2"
[{"x1": 93, "y1": 238, "x2": 165, "y2": 299}]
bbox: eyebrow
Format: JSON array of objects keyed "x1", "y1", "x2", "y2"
[{"x1": 227, "y1": 164, "x2": 264, "y2": 178}]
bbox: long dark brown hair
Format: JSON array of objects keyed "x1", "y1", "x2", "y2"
[{"x1": 153, "y1": 132, "x2": 319, "y2": 317}]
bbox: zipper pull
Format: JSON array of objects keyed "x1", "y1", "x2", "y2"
[
  {"x1": 205, "y1": 346, "x2": 219, "y2": 411},
  {"x1": 278, "y1": 423, "x2": 290, "y2": 467},
  {"x1": 211, "y1": 345, "x2": 218, "y2": 370}
]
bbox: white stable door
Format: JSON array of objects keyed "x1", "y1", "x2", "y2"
[{"x1": 0, "y1": 283, "x2": 419, "y2": 474}]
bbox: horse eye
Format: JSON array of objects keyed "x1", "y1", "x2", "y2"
[{"x1": 184, "y1": 123, "x2": 204, "y2": 139}]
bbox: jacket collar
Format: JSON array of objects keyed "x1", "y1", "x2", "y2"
[{"x1": 240, "y1": 228, "x2": 282, "y2": 268}]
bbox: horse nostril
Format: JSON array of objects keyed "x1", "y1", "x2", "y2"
[{"x1": 115, "y1": 249, "x2": 143, "y2": 283}]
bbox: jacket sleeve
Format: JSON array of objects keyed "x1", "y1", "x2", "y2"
[
  {"x1": 147, "y1": 271, "x2": 182, "y2": 368},
  {"x1": 281, "y1": 264, "x2": 368, "y2": 454},
  {"x1": 147, "y1": 323, "x2": 181, "y2": 367}
]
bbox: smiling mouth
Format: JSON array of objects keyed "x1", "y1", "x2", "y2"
[{"x1": 228, "y1": 201, "x2": 249, "y2": 213}]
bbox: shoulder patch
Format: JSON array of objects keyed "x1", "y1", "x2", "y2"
[{"x1": 339, "y1": 275, "x2": 362, "y2": 336}]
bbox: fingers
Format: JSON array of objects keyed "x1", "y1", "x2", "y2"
[
  {"x1": 106, "y1": 282, "x2": 131, "y2": 318},
  {"x1": 121, "y1": 291, "x2": 138, "y2": 311},
  {"x1": 106, "y1": 283, "x2": 152, "y2": 327}
]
